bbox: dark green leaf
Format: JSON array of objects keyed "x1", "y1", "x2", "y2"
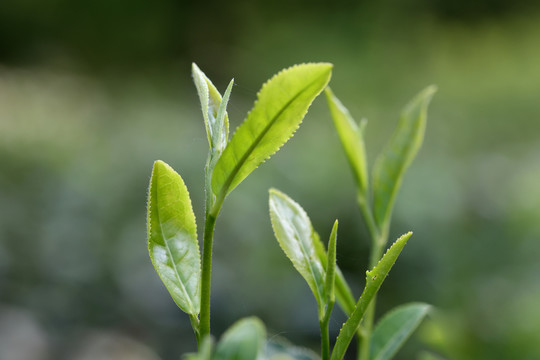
[
  {"x1": 370, "y1": 303, "x2": 431, "y2": 360},
  {"x1": 147, "y1": 160, "x2": 201, "y2": 315},
  {"x1": 325, "y1": 220, "x2": 338, "y2": 303}
]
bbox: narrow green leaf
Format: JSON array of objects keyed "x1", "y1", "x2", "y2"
[
  {"x1": 269, "y1": 188, "x2": 327, "y2": 317},
  {"x1": 147, "y1": 160, "x2": 201, "y2": 315},
  {"x1": 325, "y1": 88, "x2": 369, "y2": 199},
  {"x1": 212, "y1": 63, "x2": 333, "y2": 202},
  {"x1": 331, "y1": 232, "x2": 412, "y2": 360},
  {"x1": 213, "y1": 317, "x2": 266, "y2": 360},
  {"x1": 372, "y1": 86, "x2": 437, "y2": 231},
  {"x1": 192, "y1": 63, "x2": 230, "y2": 153},
  {"x1": 325, "y1": 220, "x2": 338, "y2": 304},
  {"x1": 313, "y1": 226, "x2": 356, "y2": 316},
  {"x1": 370, "y1": 303, "x2": 431, "y2": 360}
]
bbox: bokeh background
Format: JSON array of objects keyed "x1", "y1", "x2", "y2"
[{"x1": 1, "y1": 0, "x2": 540, "y2": 359}]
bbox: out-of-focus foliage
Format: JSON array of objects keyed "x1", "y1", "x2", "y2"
[{"x1": 1, "y1": 1, "x2": 540, "y2": 359}]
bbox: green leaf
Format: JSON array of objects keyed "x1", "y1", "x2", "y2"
[
  {"x1": 212, "y1": 63, "x2": 333, "y2": 203},
  {"x1": 325, "y1": 88, "x2": 369, "y2": 199},
  {"x1": 370, "y1": 303, "x2": 431, "y2": 360},
  {"x1": 313, "y1": 224, "x2": 356, "y2": 316},
  {"x1": 192, "y1": 63, "x2": 230, "y2": 154},
  {"x1": 213, "y1": 317, "x2": 266, "y2": 360},
  {"x1": 372, "y1": 86, "x2": 436, "y2": 231},
  {"x1": 266, "y1": 338, "x2": 321, "y2": 360},
  {"x1": 331, "y1": 232, "x2": 412, "y2": 360},
  {"x1": 325, "y1": 220, "x2": 338, "y2": 304},
  {"x1": 147, "y1": 160, "x2": 201, "y2": 315},
  {"x1": 269, "y1": 188, "x2": 327, "y2": 318}
]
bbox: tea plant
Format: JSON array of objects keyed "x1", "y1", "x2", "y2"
[{"x1": 146, "y1": 63, "x2": 436, "y2": 359}]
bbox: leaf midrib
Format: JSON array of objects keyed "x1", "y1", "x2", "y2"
[
  {"x1": 215, "y1": 71, "x2": 328, "y2": 203},
  {"x1": 155, "y1": 177, "x2": 195, "y2": 312}
]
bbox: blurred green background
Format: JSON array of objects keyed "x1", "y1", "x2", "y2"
[{"x1": 1, "y1": 0, "x2": 539, "y2": 359}]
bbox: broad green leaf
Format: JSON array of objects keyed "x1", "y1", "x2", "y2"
[
  {"x1": 370, "y1": 303, "x2": 431, "y2": 360},
  {"x1": 325, "y1": 88, "x2": 369, "y2": 199},
  {"x1": 325, "y1": 220, "x2": 338, "y2": 304},
  {"x1": 313, "y1": 227, "x2": 356, "y2": 315},
  {"x1": 269, "y1": 188, "x2": 327, "y2": 318},
  {"x1": 372, "y1": 86, "x2": 436, "y2": 231},
  {"x1": 212, "y1": 63, "x2": 333, "y2": 202},
  {"x1": 192, "y1": 63, "x2": 230, "y2": 153},
  {"x1": 213, "y1": 317, "x2": 266, "y2": 360},
  {"x1": 331, "y1": 232, "x2": 412, "y2": 360},
  {"x1": 147, "y1": 160, "x2": 201, "y2": 315},
  {"x1": 266, "y1": 338, "x2": 321, "y2": 360}
]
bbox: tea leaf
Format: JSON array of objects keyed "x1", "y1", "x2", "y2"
[
  {"x1": 325, "y1": 220, "x2": 338, "y2": 304},
  {"x1": 325, "y1": 88, "x2": 369, "y2": 200},
  {"x1": 213, "y1": 317, "x2": 266, "y2": 360},
  {"x1": 372, "y1": 86, "x2": 436, "y2": 231},
  {"x1": 212, "y1": 63, "x2": 333, "y2": 202},
  {"x1": 266, "y1": 338, "x2": 321, "y2": 360},
  {"x1": 147, "y1": 160, "x2": 201, "y2": 315},
  {"x1": 313, "y1": 226, "x2": 356, "y2": 315},
  {"x1": 192, "y1": 63, "x2": 230, "y2": 153},
  {"x1": 269, "y1": 188, "x2": 327, "y2": 317},
  {"x1": 331, "y1": 232, "x2": 412, "y2": 360},
  {"x1": 370, "y1": 303, "x2": 431, "y2": 360}
]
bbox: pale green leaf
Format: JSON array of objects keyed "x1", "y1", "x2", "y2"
[
  {"x1": 266, "y1": 338, "x2": 321, "y2": 360},
  {"x1": 212, "y1": 63, "x2": 333, "y2": 202},
  {"x1": 325, "y1": 88, "x2": 369, "y2": 199},
  {"x1": 147, "y1": 160, "x2": 201, "y2": 315},
  {"x1": 192, "y1": 63, "x2": 230, "y2": 153},
  {"x1": 269, "y1": 188, "x2": 327, "y2": 317},
  {"x1": 370, "y1": 303, "x2": 431, "y2": 360},
  {"x1": 213, "y1": 317, "x2": 266, "y2": 360},
  {"x1": 325, "y1": 220, "x2": 338, "y2": 303},
  {"x1": 372, "y1": 86, "x2": 436, "y2": 231},
  {"x1": 331, "y1": 232, "x2": 412, "y2": 360}
]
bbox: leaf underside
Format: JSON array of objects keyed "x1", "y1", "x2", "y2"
[
  {"x1": 269, "y1": 188, "x2": 327, "y2": 316},
  {"x1": 370, "y1": 302, "x2": 431, "y2": 360},
  {"x1": 147, "y1": 160, "x2": 201, "y2": 315},
  {"x1": 372, "y1": 86, "x2": 437, "y2": 230},
  {"x1": 212, "y1": 63, "x2": 333, "y2": 200},
  {"x1": 192, "y1": 63, "x2": 230, "y2": 152}
]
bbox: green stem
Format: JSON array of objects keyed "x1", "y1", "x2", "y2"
[
  {"x1": 199, "y1": 211, "x2": 217, "y2": 340},
  {"x1": 321, "y1": 300, "x2": 335, "y2": 360}
]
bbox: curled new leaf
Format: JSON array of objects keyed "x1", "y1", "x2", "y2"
[
  {"x1": 212, "y1": 63, "x2": 333, "y2": 204},
  {"x1": 213, "y1": 317, "x2": 266, "y2": 360},
  {"x1": 192, "y1": 63, "x2": 230, "y2": 154},
  {"x1": 147, "y1": 160, "x2": 201, "y2": 315},
  {"x1": 370, "y1": 303, "x2": 431, "y2": 360},
  {"x1": 325, "y1": 88, "x2": 369, "y2": 200},
  {"x1": 269, "y1": 188, "x2": 327, "y2": 318},
  {"x1": 331, "y1": 232, "x2": 412, "y2": 360},
  {"x1": 372, "y1": 86, "x2": 436, "y2": 231}
]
